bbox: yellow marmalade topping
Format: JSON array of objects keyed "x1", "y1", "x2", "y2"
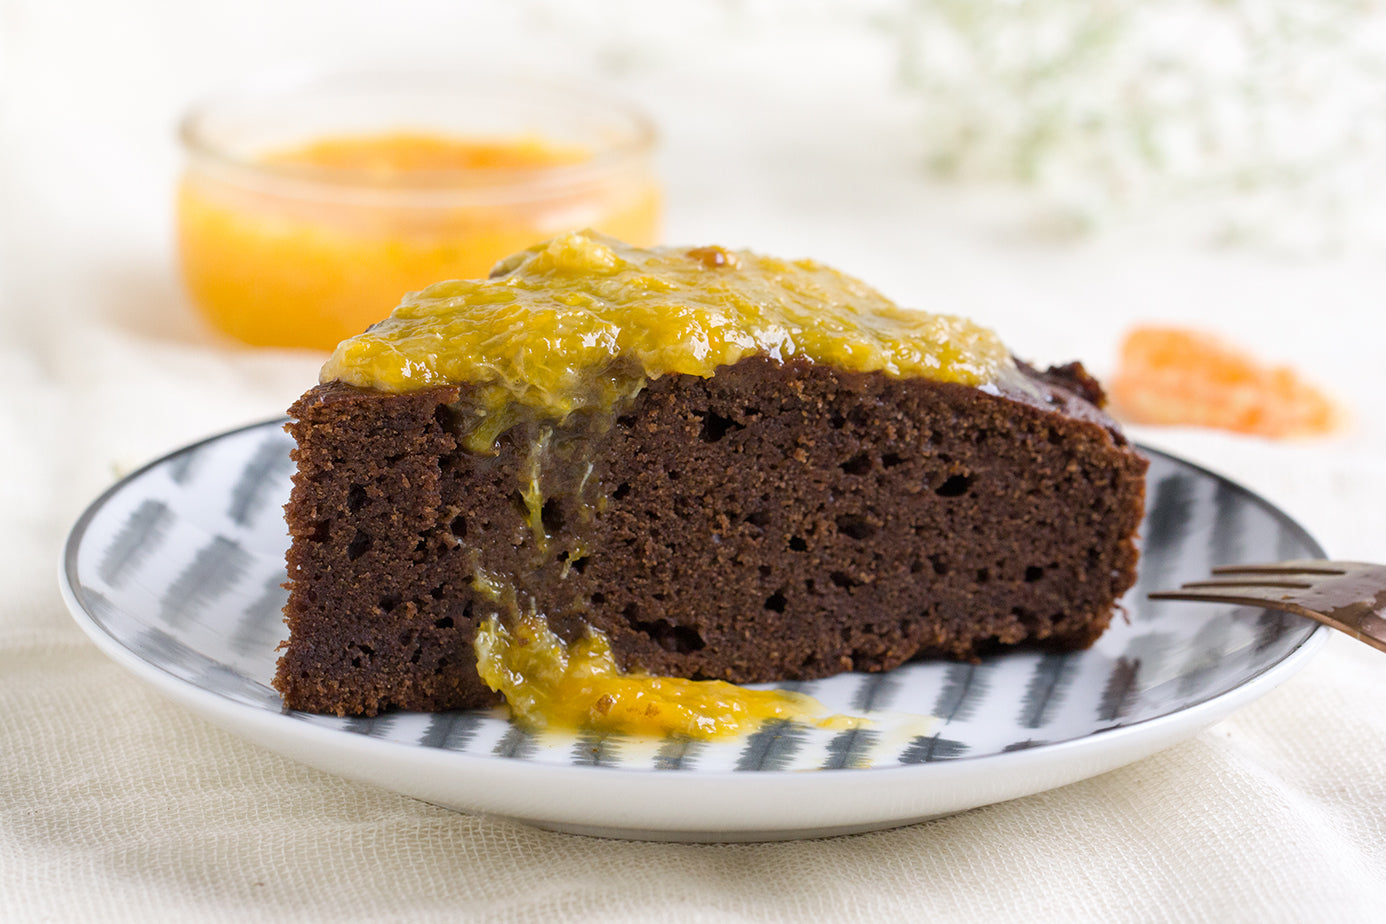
[
  {"x1": 475, "y1": 613, "x2": 855, "y2": 740},
  {"x1": 322, "y1": 230, "x2": 1010, "y2": 449},
  {"x1": 322, "y1": 231, "x2": 984, "y2": 738}
]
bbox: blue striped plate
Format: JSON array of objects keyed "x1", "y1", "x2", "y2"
[{"x1": 59, "y1": 420, "x2": 1326, "y2": 841}]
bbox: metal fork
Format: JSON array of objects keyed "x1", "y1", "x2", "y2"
[{"x1": 1150, "y1": 560, "x2": 1386, "y2": 654}]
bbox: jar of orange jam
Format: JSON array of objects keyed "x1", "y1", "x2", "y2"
[{"x1": 176, "y1": 71, "x2": 660, "y2": 349}]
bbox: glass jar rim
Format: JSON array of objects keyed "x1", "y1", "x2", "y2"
[{"x1": 178, "y1": 67, "x2": 658, "y2": 206}]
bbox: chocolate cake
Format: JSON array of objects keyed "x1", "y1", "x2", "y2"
[{"x1": 273, "y1": 232, "x2": 1147, "y2": 718}]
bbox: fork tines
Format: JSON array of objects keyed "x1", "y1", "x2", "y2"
[
  {"x1": 1148, "y1": 559, "x2": 1386, "y2": 654},
  {"x1": 1211, "y1": 561, "x2": 1348, "y2": 577},
  {"x1": 1178, "y1": 579, "x2": 1312, "y2": 590}
]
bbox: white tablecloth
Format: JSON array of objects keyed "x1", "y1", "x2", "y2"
[{"x1": 4, "y1": 3, "x2": 1385, "y2": 920}]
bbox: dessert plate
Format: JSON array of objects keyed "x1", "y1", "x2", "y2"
[{"x1": 60, "y1": 420, "x2": 1326, "y2": 841}]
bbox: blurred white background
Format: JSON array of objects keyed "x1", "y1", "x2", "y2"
[{"x1": 3, "y1": 0, "x2": 1385, "y2": 557}]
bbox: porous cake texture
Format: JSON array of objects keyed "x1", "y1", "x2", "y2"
[{"x1": 275, "y1": 354, "x2": 1146, "y2": 717}]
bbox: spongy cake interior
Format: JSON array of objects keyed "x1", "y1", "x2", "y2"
[{"x1": 275, "y1": 354, "x2": 1147, "y2": 717}]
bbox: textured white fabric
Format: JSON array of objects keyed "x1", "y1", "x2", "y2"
[{"x1": 5, "y1": 3, "x2": 1386, "y2": 920}]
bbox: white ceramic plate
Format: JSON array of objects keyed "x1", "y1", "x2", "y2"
[{"x1": 60, "y1": 420, "x2": 1326, "y2": 841}]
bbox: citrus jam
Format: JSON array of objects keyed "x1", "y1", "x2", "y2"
[
  {"x1": 1111, "y1": 325, "x2": 1341, "y2": 438},
  {"x1": 177, "y1": 133, "x2": 660, "y2": 349},
  {"x1": 475, "y1": 612, "x2": 855, "y2": 740},
  {"x1": 323, "y1": 231, "x2": 1011, "y2": 448}
]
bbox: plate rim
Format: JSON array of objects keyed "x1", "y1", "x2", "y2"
[{"x1": 58, "y1": 420, "x2": 1331, "y2": 837}]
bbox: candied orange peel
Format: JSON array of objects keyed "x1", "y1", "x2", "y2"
[{"x1": 1110, "y1": 325, "x2": 1342, "y2": 439}]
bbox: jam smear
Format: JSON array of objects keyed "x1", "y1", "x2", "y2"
[
  {"x1": 474, "y1": 612, "x2": 854, "y2": 740},
  {"x1": 1110, "y1": 326, "x2": 1341, "y2": 438}
]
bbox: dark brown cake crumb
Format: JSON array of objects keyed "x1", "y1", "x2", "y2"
[{"x1": 274, "y1": 355, "x2": 1147, "y2": 717}]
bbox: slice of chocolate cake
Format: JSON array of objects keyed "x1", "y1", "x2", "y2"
[{"x1": 274, "y1": 233, "x2": 1147, "y2": 718}]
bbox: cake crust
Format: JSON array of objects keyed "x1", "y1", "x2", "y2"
[{"x1": 275, "y1": 355, "x2": 1147, "y2": 717}]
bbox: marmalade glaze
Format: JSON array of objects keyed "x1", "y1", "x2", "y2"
[
  {"x1": 475, "y1": 613, "x2": 853, "y2": 739},
  {"x1": 322, "y1": 231, "x2": 1010, "y2": 451},
  {"x1": 321, "y1": 232, "x2": 985, "y2": 737}
]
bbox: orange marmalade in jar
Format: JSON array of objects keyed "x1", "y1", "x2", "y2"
[{"x1": 176, "y1": 71, "x2": 660, "y2": 349}]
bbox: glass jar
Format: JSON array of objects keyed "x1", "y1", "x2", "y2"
[{"x1": 176, "y1": 69, "x2": 660, "y2": 350}]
